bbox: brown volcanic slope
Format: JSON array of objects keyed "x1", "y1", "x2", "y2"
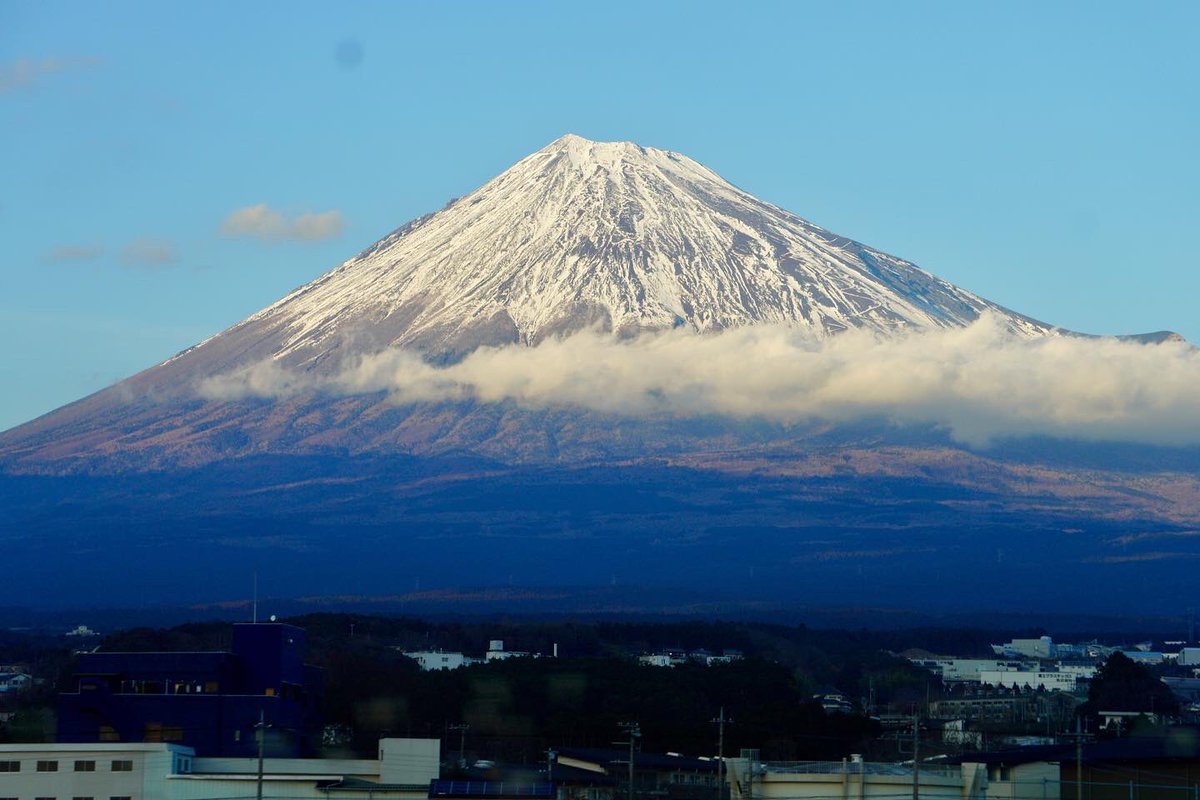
[{"x1": 3, "y1": 381, "x2": 1198, "y2": 536}]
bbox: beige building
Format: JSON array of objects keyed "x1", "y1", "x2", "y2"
[
  {"x1": 0, "y1": 743, "x2": 191, "y2": 800},
  {"x1": 0, "y1": 739, "x2": 438, "y2": 800},
  {"x1": 725, "y1": 757, "x2": 988, "y2": 800}
]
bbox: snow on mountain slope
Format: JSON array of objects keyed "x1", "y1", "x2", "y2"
[{"x1": 175, "y1": 133, "x2": 1052, "y2": 375}]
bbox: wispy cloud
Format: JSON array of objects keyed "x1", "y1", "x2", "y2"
[
  {"x1": 121, "y1": 236, "x2": 177, "y2": 268},
  {"x1": 43, "y1": 243, "x2": 105, "y2": 264},
  {"x1": 221, "y1": 204, "x2": 344, "y2": 242},
  {"x1": 196, "y1": 315, "x2": 1200, "y2": 448},
  {"x1": 0, "y1": 56, "x2": 103, "y2": 93}
]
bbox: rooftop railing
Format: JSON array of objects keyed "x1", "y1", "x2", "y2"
[{"x1": 756, "y1": 761, "x2": 959, "y2": 778}]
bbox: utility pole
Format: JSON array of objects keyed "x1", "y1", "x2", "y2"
[
  {"x1": 1076, "y1": 718, "x2": 1083, "y2": 800},
  {"x1": 449, "y1": 723, "x2": 469, "y2": 768},
  {"x1": 911, "y1": 714, "x2": 919, "y2": 800},
  {"x1": 255, "y1": 710, "x2": 266, "y2": 800},
  {"x1": 744, "y1": 749, "x2": 756, "y2": 800},
  {"x1": 711, "y1": 708, "x2": 729, "y2": 800},
  {"x1": 1061, "y1": 717, "x2": 1087, "y2": 800},
  {"x1": 616, "y1": 722, "x2": 641, "y2": 800}
]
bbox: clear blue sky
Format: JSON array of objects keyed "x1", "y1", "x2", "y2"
[{"x1": 2, "y1": 0, "x2": 1197, "y2": 431}]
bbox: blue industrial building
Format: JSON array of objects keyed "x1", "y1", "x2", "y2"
[{"x1": 57, "y1": 622, "x2": 323, "y2": 757}]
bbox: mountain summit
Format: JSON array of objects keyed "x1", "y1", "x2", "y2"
[{"x1": 167, "y1": 134, "x2": 1051, "y2": 381}]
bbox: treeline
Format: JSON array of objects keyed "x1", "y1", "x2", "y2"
[
  {"x1": 286, "y1": 614, "x2": 932, "y2": 760},
  {"x1": 88, "y1": 614, "x2": 943, "y2": 759},
  {"x1": 8, "y1": 614, "x2": 1017, "y2": 759},
  {"x1": 319, "y1": 653, "x2": 881, "y2": 762}
]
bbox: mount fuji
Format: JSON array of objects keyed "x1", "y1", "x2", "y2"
[
  {"x1": 1, "y1": 135, "x2": 1196, "y2": 616},
  {"x1": 191, "y1": 132, "x2": 1051, "y2": 370},
  {"x1": 1, "y1": 134, "x2": 1063, "y2": 470}
]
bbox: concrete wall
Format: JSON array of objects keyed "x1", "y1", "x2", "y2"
[
  {"x1": 167, "y1": 773, "x2": 332, "y2": 800},
  {"x1": 984, "y1": 762, "x2": 1059, "y2": 800},
  {"x1": 379, "y1": 738, "x2": 439, "y2": 785},
  {"x1": 726, "y1": 759, "x2": 983, "y2": 800}
]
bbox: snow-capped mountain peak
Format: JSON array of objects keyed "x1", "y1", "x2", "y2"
[{"x1": 183, "y1": 134, "x2": 1053, "y2": 374}]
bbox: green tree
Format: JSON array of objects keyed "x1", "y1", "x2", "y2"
[{"x1": 1080, "y1": 652, "x2": 1178, "y2": 733}]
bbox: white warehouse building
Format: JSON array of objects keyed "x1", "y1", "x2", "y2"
[{"x1": 979, "y1": 670, "x2": 1077, "y2": 691}]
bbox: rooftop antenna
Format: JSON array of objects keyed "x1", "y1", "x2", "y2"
[{"x1": 253, "y1": 571, "x2": 258, "y2": 624}]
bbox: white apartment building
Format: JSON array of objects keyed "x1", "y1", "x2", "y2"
[
  {"x1": 909, "y1": 658, "x2": 1026, "y2": 682},
  {"x1": 991, "y1": 637, "x2": 1055, "y2": 659},
  {"x1": 1055, "y1": 663, "x2": 1097, "y2": 680},
  {"x1": 399, "y1": 650, "x2": 475, "y2": 671},
  {"x1": 0, "y1": 743, "x2": 191, "y2": 800},
  {"x1": 0, "y1": 739, "x2": 438, "y2": 800}
]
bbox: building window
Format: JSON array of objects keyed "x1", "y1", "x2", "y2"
[
  {"x1": 74, "y1": 796, "x2": 95, "y2": 800},
  {"x1": 111, "y1": 796, "x2": 133, "y2": 800},
  {"x1": 111, "y1": 760, "x2": 133, "y2": 772},
  {"x1": 35, "y1": 796, "x2": 56, "y2": 800},
  {"x1": 0, "y1": 760, "x2": 18, "y2": 772},
  {"x1": 36, "y1": 761, "x2": 58, "y2": 772},
  {"x1": 74, "y1": 761, "x2": 96, "y2": 772}
]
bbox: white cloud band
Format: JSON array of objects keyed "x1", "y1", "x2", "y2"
[{"x1": 196, "y1": 315, "x2": 1200, "y2": 447}]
